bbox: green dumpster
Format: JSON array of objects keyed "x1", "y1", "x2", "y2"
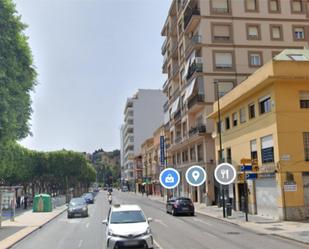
[{"x1": 33, "y1": 194, "x2": 52, "y2": 212}]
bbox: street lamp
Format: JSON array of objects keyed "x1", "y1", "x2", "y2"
[{"x1": 214, "y1": 80, "x2": 226, "y2": 218}]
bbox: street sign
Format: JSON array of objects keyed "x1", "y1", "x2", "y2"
[
  {"x1": 214, "y1": 163, "x2": 237, "y2": 185},
  {"x1": 185, "y1": 165, "x2": 207, "y2": 187},
  {"x1": 246, "y1": 173, "x2": 257, "y2": 180},
  {"x1": 240, "y1": 165, "x2": 252, "y2": 171},
  {"x1": 159, "y1": 168, "x2": 180, "y2": 189}
]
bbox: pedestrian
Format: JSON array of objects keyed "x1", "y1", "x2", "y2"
[
  {"x1": 24, "y1": 195, "x2": 28, "y2": 209},
  {"x1": 16, "y1": 196, "x2": 21, "y2": 208}
]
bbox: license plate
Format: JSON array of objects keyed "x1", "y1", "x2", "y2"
[
  {"x1": 182, "y1": 207, "x2": 189, "y2": 210},
  {"x1": 75, "y1": 213, "x2": 82, "y2": 217},
  {"x1": 123, "y1": 241, "x2": 139, "y2": 246}
]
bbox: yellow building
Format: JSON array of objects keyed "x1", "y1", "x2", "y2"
[{"x1": 209, "y1": 49, "x2": 309, "y2": 220}]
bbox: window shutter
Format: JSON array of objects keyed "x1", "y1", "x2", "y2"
[
  {"x1": 261, "y1": 135, "x2": 273, "y2": 149},
  {"x1": 214, "y1": 25, "x2": 230, "y2": 37},
  {"x1": 215, "y1": 53, "x2": 232, "y2": 67},
  {"x1": 300, "y1": 91, "x2": 309, "y2": 100}
]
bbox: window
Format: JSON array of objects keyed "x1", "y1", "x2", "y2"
[
  {"x1": 304, "y1": 132, "x2": 309, "y2": 161},
  {"x1": 239, "y1": 107, "x2": 246, "y2": 123},
  {"x1": 270, "y1": 25, "x2": 283, "y2": 40},
  {"x1": 293, "y1": 27, "x2": 305, "y2": 40},
  {"x1": 190, "y1": 146, "x2": 196, "y2": 162},
  {"x1": 300, "y1": 91, "x2": 309, "y2": 108},
  {"x1": 182, "y1": 120, "x2": 187, "y2": 137},
  {"x1": 211, "y1": 0, "x2": 230, "y2": 14},
  {"x1": 197, "y1": 144, "x2": 204, "y2": 161},
  {"x1": 250, "y1": 140, "x2": 258, "y2": 160},
  {"x1": 269, "y1": 0, "x2": 280, "y2": 12},
  {"x1": 177, "y1": 153, "x2": 181, "y2": 164},
  {"x1": 259, "y1": 95, "x2": 271, "y2": 114},
  {"x1": 245, "y1": 0, "x2": 258, "y2": 12},
  {"x1": 217, "y1": 81, "x2": 234, "y2": 98},
  {"x1": 291, "y1": 0, "x2": 303, "y2": 13},
  {"x1": 226, "y1": 148, "x2": 232, "y2": 163},
  {"x1": 247, "y1": 24, "x2": 260, "y2": 40},
  {"x1": 214, "y1": 51, "x2": 234, "y2": 70},
  {"x1": 248, "y1": 103, "x2": 256, "y2": 119},
  {"x1": 232, "y1": 112, "x2": 238, "y2": 126},
  {"x1": 288, "y1": 54, "x2": 308, "y2": 61},
  {"x1": 225, "y1": 116, "x2": 230, "y2": 129},
  {"x1": 261, "y1": 135, "x2": 274, "y2": 163},
  {"x1": 249, "y1": 52, "x2": 262, "y2": 67},
  {"x1": 212, "y1": 24, "x2": 232, "y2": 42}
]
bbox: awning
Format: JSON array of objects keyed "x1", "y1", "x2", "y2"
[
  {"x1": 184, "y1": 79, "x2": 196, "y2": 102},
  {"x1": 171, "y1": 97, "x2": 180, "y2": 115}
]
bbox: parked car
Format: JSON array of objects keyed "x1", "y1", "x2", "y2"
[
  {"x1": 166, "y1": 197, "x2": 194, "y2": 216},
  {"x1": 82, "y1": 193, "x2": 94, "y2": 204},
  {"x1": 102, "y1": 204, "x2": 153, "y2": 249},
  {"x1": 67, "y1": 197, "x2": 88, "y2": 218},
  {"x1": 121, "y1": 186, "x2": 128, "y2": 192}
]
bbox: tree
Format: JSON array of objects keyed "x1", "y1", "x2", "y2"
[{"x1": 0, "y1": 0, "x2": 36, "y2": 145}]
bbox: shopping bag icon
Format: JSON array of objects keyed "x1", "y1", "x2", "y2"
[{"x1": 165, "y1": 174, "x2": 174, "y2": 183}]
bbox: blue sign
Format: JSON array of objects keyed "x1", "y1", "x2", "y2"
[
  {"x1": 160, "y1": 136, "x2": 165, "y2": 166},
  {"x1": 185, "y1": 165, "x2": 207, "y2": 187},
  {"x1": 240, "y1": 165, "x2": 252, "y2": 171},
  {"x1": 246, "y1": 173, "x2": 257, "y2": 180},
  {"x1": 159, "y1": 168, "x2": 180, "y2": 189}
]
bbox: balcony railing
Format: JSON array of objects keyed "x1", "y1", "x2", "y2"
[
  {"x1": 173, "y1": 109, "x2": 181, "y2": 122},
  {"x1": 189, "y1": 124, "x2": 206, "y2": 137},
  {"x1": 186, "y1": 34, "x2": 202, "y2": 53},
  {"x1": 188, "y1": 94, "x2": 205, "y2": 109},
  {"x1": 175, "y1": 136, "x2": 182, "y2": 144},
  {"x1": 184, "y1": 7, "x2": 200, "y2": 29},
  {"x1": 161, "y1": 38, "x2": 168, "y2": 55},
  {"x1": 163, "y1": 100, "x2": 169, "y2": 112},
  {"x1": 186, "y1": 58, "x2": 203, "y2": 80},
  {"x1": 171, "y1": 64, "x2": 179, "y2": 78}
]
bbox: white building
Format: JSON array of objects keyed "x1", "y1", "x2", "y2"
[{"x1": 121, "y1": 89, "x2": 166, "y2": 191}]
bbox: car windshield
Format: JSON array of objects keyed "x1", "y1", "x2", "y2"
[
  {"x1": 178, "y1": 198, "x2": 192, "y2": 205},
  {"x1": 110, "y1": 210, "x2": 146, "y2": 224},
  {"x1": 70, "y1": 198, "x2": 85, "y2": 206}
]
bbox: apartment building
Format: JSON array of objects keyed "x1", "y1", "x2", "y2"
[
  {"x1": 161, "y1": 0, "x2": 309, "y2": 204},
  {"x1": 121, "y1": 89, "x2": 166, "y2": 191},
  {"x1": 209, "y1": 49, "x2": 309, "y2": 220}
]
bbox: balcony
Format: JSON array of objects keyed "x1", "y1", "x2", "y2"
[
  {"x1": 184, "y1": 7, "x2": 201, "y2": 33},
  {"x1": 171, "y1": 63, "x2": 180, "y2": 79},
  {"x1": 175, "y1": 136, "x2": 182, "y2": 144},
  {"x1": 187, "y1": 94, "x2": 205, "y2": 113},
  {"x1": 161, "y1": 38, "x2": 168, "y2": 55},
  {"x1": 173, "y1": 109, "x2": 181, "y2": 123},
  {"x1": 185, "y1": 35, "x2": 202, "y2": 55},
  {"x1": 162, "y1": 53, "x2": 168, "y2": 73},
  {"x1": 163, "y1": 100, "x2": 169, "y2": 112},
  {"x1": 186, "y1": 57, "x2": 203, "y2": 81},
  {"x1": 189, "y1": 124, "x2": 206, "y2": 137}
]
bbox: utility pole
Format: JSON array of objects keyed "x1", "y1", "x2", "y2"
[{"x1": 214, "y1": 80, "x2": 225, "y2": 218}]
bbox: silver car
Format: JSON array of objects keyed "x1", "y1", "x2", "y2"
[{"x1": 102, "y1": 204, "x2": 154, "y2": 249}]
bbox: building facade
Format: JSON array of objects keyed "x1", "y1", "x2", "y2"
[
  {"x1": 161, "y1": 0, "x2": 309, "y2": 204},
  {"x1": 209, "y1": 49, "x2": 309, "y2": 220},
  {"x1": 121, "y1": 89, "x2": 166, "y2": 191}
]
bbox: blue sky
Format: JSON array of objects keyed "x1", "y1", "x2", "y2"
[{"x1": 14, "y1": 0, "x2": 171, "y2": 152}]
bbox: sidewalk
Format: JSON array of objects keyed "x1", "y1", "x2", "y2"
[
  {"x1": 0, "y1": 205, "x2": 67, "y2": 249},
  {"x1": 131, "y1": 192, "x2": 309, "y2": 245}
]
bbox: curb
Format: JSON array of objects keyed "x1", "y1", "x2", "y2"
[
  {"x1": 271, "y1": 233, "x2": 309, "y2": 246},
  {"x1": 5, "y1": 207, "x2": 67, "y2": 249}
]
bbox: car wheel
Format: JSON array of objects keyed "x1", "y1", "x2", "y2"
[
  {"x1": 191, "y1": 212, "x2": 195, "y2": 216},
  {"x1": 172, "y1": 208, "x2": 176, "y2": 216}
]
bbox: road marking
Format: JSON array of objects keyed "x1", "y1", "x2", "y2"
[
  {"x1": 78, "y1": 240, "x2": 83, "y2": 247},
  {"x1": 86, "y1": 223, "x2": 90, "y2": 228},
  {"x1": 153, "y1": 239, "x2": 163, "y2": 249},
  {"x1": 154, "y1": 219, "x2": 168, "y2": 227},
  {"x1": 203, "y1": 231, "x2": 217, "y2": 239},
  {"x1": 193, "y1": 217, "x2": 213, "y2": 226}
]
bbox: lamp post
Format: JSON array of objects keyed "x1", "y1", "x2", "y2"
[{"x1": 214, "y1": 80, "x2": 226, "y2": 218}]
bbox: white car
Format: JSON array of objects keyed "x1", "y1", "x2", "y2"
[{"x1": 102, "y1": 204, "x2": 154, "y2": 249}]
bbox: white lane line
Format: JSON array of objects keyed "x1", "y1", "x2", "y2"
[
  {"x1": 78, "y1": 240, "x2": 83, "y2": 247},
  {"x1": 154, "y1": 219, "x2": 168, "y2": 227},
  {"x1": 193, "y1": 217, "x2": 213, "y2": 226},
  {"x1": 153, "y1": 239, "x2": 163, "y2": 249},
  {"x1": 203, "y1": 231, "x2": 218, "y2": 239},
  {"x1": 86, "y1": 223, "x2": 90, "y2": 228}
]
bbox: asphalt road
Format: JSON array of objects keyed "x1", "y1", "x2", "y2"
[{"x1": 12, "y1": 190, "x2": 309, "y2": 249}]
